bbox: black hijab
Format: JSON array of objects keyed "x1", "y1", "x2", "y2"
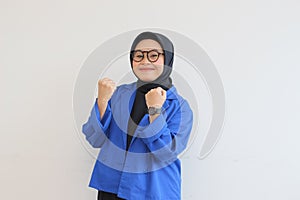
[{"x1": 126, "y1": 31, "x2": 174, "y2": 151}]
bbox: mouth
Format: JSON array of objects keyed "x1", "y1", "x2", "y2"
[{"x1": 139, "y1": 67, "x2": 155, "y2": 71}]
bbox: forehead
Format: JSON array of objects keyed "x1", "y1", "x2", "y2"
[{"x1": 134, "y1": 39, "x2": 163, "y2": 50}]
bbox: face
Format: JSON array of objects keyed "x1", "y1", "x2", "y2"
[{"x1": 132, "y1": 39, "x2": 164, "y2": 82}]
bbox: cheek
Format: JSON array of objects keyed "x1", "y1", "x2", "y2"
[
  {"x1": 156, "y1": 58, "x2": 164, "y2": 66},
  {"x1": 132, "y1": 61, "x2": 138, "y2": 68},
  {"x1": 155, "y1": 58, "x2": 164, "y2": 72},
  {"x1": 132, "y1": 62, "x2": 139, "y2": 73},
  {"x1": 156, "y1": 62, "x2": 164, "y2": 73},
  {"x1": 157, "y1": 66, "x2": 164, "y2": 75}
]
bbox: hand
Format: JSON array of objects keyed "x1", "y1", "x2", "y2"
[
  {"x1": 145, "y1": 87, "x2": 166, "y2": 108},
  {"x1": 97, "y1": 78, "x2": 116, "y2": 104}
]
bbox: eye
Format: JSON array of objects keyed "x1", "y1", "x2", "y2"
[
  {"x1": 133, "y1": 52, "x2": 143, "y2": 58},
  {"x1": 149, "y1": 51, "x2": 159, "y2": 57}
]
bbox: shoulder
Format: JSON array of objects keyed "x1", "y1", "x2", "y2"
[
  {"x1": 116, "y1": 82, "x2": 136, "y2": 91},
  {"x1": 166, "y1": 85, "x2": 193, "y2": 113},
  {"x1": 111, "y1": 82, "x2": 136, "y2": 96},
  {"x1": 167, "y1": 85, "x2": 189, "y2": 104}
]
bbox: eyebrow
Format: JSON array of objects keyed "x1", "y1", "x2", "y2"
[{"x1": 134, "y1": 48, "x2": 163, "y2": 51}]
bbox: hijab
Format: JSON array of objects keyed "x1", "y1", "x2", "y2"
[{"x1": 126, "y1": 31, "x2": 175, "y2": 151}]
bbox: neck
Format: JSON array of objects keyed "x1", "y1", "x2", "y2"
[{"x1": 136, "y1": 78, "x2": 172, "y2": 93}]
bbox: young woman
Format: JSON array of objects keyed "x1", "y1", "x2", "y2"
[{"x1": 82, "y1": 31, "x2": 193, "y2": 200}]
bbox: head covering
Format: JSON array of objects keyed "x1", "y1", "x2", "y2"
[
  {"x1": 126, "y1": 31, "x2": 175, "y2": 151},
  {"x1": 129, "y1": 31, "x2": 174, "y2": 90}
]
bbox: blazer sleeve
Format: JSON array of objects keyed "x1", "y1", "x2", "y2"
[
  {"x1": 137, "y1": 99, "x2": 193, "y2": 163},
  {"x1": 81, "y1": 99, "x2": 112, "y2": 148}
]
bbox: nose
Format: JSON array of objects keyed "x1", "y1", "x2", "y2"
[{"x1": 140, "y1": 52, "x2": 151, "y2": 64}]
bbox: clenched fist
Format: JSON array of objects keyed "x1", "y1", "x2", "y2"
[
  {"x1": 145, "y1": 87, "x2": 166, "y2": 108},
  {"x1": 98, "y1": 77, "x2": 116, "y2": 104}
]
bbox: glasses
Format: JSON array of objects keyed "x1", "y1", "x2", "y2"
[{"x1": 132, "y1": 49, "x2": 164, "y2": 63}]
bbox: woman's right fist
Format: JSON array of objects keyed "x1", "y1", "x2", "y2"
[{"x1": 97, "y1": 78, "x2": 116, "y2": 103}]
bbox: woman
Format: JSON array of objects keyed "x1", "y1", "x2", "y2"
[{"x1": 82, "y1": 31, "x2": 193, "y2": 200}]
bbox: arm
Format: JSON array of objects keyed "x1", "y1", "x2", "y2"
[
  {"x1": 82, "y1": 77, "x2": 116, "y2": 148},
  {"x1": 81, "y1": 99, "x2": 112, "y2": 148},
  {"x1": 137, "y1": 100, "x2": 193, "y2": 163},
  {"x1": 97, "y1": 99, "x2": 108, "y2": 120}
]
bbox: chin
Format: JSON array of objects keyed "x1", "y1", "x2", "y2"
[
  {"x1": 140, "y1": 78, "x2": 155, "y2": 82},
  {"x1": 139, "y1": 76, "x2": 156, "y2": 82}
]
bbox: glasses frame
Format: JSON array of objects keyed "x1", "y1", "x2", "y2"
[{"x1": 132, "y1": 49, "x2": 164, "y2": 63}]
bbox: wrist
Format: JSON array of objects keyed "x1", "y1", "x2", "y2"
[
  {"x1": 149, "y1": 113, "x2": 160, "y2": 123},
  {"x1": 97, "y1": 98, "x2": 109, "y2": 105},
  {"x1": 148, "y1": 106, "x2": 162, "y2": 116}
]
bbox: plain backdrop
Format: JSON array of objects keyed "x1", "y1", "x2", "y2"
[{"x1": 1, "y1": 0, "x2": 299, "y2": 199}]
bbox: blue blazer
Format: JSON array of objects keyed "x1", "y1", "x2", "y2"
[{"x1": 82, "y1": 82, "x2": 193, "y2": 200}]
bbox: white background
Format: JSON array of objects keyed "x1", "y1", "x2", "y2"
[{"x1": 1, "y1": 0, "x2": 299, "y2": 199}]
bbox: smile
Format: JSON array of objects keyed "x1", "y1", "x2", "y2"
[{"x1": 139, "y1": 68, "x2": 155, "y2": 71}]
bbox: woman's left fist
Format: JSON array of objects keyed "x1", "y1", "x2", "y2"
[{"x1": 145, "y1": 87, "x2": 166, "y2": 108}]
